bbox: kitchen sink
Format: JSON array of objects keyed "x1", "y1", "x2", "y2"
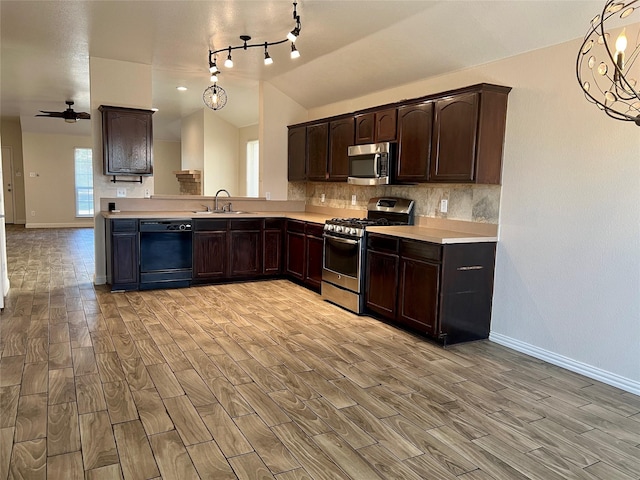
[{"x1": 192, "y1": 210, "x2": 251, "y2": 214}]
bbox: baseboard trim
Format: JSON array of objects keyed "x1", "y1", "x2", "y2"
[
  {"x1": 25, "y1": 222, "x2": 94, "y2": 229},
  {"x1": 94, "y1": 275, "x2": 107, "y2": 285},
  {"x1": 489, "y1": 332, "x2": 640, "y2": 395}
]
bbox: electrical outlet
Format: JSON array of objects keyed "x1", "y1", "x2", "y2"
[
  {"x1": 29, "y1": 172, "x2": 36, "y2": 177},
  {"x1": 116, "y1": 188, "x2": 126, "y2": 198},
  {"x1": 30, "y1": 211, "x2": 36, "y2": 217},
  {"x1": 351, "y1": 194, "x2": 357, "y2": 206},
  {"x1": 265, "y1": 192, "x2": 271, "y2": 200},
  {"x1": 321, "y1": 194, "x2": 325, "y2": 203},
  {"x1": 144, "y1": 188, "x2": 151, "y2": 199},
  {"x1": 440, "y1": 199, "x2": 448, "y2": 213}
]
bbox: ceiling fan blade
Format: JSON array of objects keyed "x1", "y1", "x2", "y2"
[
  {"x1": 77, "y1": 112, "x2": 91, "y2": 120},
  {"x1": 36, "y1": 112, "x2": 65, "y2": 118},
  {"x1": 38, "y1": 110, "x2": 64, "y2": 114}
]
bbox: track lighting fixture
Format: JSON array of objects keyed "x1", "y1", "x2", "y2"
[
  {"x1": 204, "y1": 1, "x2": 303, "y2": 110},
  {"x1": 264, "y1": 43, "x2": 273, "y2": 65},
  {"x1": 209, "y1": 57, "x2": 218, "y2": 73},
  {"x1": 224, "y1": 47, "x2": 233, "y2": 68},
  {"x1": 290, "y1": 43, "x2": 300, "y2": 59}
]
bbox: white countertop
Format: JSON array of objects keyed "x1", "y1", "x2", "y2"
[
  {"x1": 102, "y1": 211, "x2": 496, "y2": 244},
  {"x1": 366, "y1": 225, "x2": 497, "y2": 244}
]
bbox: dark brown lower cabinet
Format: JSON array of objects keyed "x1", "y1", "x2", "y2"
[
  {"x1": 107, "y1": 219, "x2": 139, "y2": 291},
  {"x1": 229, "y1": 220, "x2": 261, "y2": 277},
  {"x1": 397, "y1": 256, "x2": 439, "y2": 336},
  {"x1": 365, "y1": 235, "x2": 399, "y2": 318},
  {"x1": 366, "y1": 232, "x2": 496, "y2": 345},
  {"x1": 285, "y1": 220, "x2": 305, "y2": 280},
  {"x1": 304, "y1": 223, "x2": 324, "y2": 290},
  {"x1": 285, "y1": 219, "x2": 324, "y2": 290},
  {"x1": 263, "y1": 219, "x2": 283, "y2": 275},
  {"x1": 193, "y1": 230, "x2": 227, "y2": 281}
]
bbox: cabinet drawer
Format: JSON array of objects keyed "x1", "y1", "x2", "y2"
[
  {"x1": 287, "y1": 220, "x2": 305, "y2": 233},
  {"x1": 111, "y1": 219, "x2": 138, "y2": 232},
  {"x1": 229, "y1": 219, "x2": 262, "y2": 231},
  {"x1": 401, "y1": 239, "x2": 442, "y2": 262},
  {"x1": 305, "y1": 222, "x2": 324, "y2": 238},
  {"x1": 194, "y1": 219, "x2": 227, "y2": 231},
  {"x1": 264, "y1": 218, "x2": 283, "y2": 230},
  {"x1": 367, "y1": 234, "x2": 399, "y2": 254}
]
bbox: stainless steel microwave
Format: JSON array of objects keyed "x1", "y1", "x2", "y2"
[{"x1": 347, "y1": 142, "x2": 394, "y2": 185}]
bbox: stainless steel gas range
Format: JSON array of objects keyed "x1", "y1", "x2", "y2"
[{"x1": 321, "y1": 197, "x2": 414, "y2": 314}]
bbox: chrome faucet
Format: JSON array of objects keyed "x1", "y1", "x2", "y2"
[{"x1": 214, "y1": 189, "x2": 231, "y2": 211}]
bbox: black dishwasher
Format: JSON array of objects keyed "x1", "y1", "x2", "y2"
[{"x1": 139, "y1": 219, "x2": 192, "y2": 290}]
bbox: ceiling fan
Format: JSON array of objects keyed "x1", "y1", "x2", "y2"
[{"x1": 36, "y1": 100, "x2": 91, "y2": 123}]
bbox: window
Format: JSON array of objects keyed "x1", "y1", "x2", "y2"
[
  {"x1": 246, "y1": 140, "x2": 259, "y2": 197},
  {"x1": 74, "y1": 148, "x2": 94, "y2": 217}
]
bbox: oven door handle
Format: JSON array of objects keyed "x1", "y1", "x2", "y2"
[{"x1": 324, "y1": 234, "x2": 360, "y2": 245}]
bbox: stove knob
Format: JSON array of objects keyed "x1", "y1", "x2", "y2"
[
  {"x1": 349, "y1": 228, "x2": 357, "y2": 235},
  {"x1": 336, "y1": 226, "x2": 343, "y2": 233}
]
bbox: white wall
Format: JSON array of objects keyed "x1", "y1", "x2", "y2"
[
  {"x1": 21, "y1": 132, "x2": 94, "y2": 227},
  {"x1": 154, "y1": 140, "x2": 181, "y2": 195},
  {"x1": 203, "y1": 109, "x2": 239, "y2": 196},
  {"x1": 307, "y1": 39, "x2": 640, "y2": 392},
  {"x1": 260, "y1": 82, "x2": 307, "y2": 200},
  {"x1": 238, "y1": 124, "x2": 259, "y2": 197},
  {"x1": 181, "y1": 110, "x2": 205, "y2": 172}
]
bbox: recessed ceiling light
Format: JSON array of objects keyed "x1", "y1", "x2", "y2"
[{"x1": 176, "y1": 86, "x2": 187, "y2": 91}]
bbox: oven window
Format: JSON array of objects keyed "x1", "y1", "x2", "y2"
[{"x1": 324, "y1": 237, "x2": 360, "y2": 278}]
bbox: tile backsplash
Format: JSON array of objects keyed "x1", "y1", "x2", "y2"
[{"x1": 288, "y1": 182, "x2": 500, "y2": 224}]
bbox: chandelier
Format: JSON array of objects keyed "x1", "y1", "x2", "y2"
[
  {"x1": 576, "y1": 0, "x2": 639, "y2": 125},
  {"x1": 202, "y1": 2, "x2": 302, "y2": 110}
]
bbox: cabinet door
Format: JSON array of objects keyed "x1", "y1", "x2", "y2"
[
  {"x1": 101, "y1": 106, "x2": 153, "y2": 175},
  {"x1": 305, "y1": 235, "x2": 324, "y2": 290},
  {"x1": 285, "y1": 231, "x2": 305, "y2": 280},
  {"x1": 430, "y1": 93, "x2": 479, "y2": 182},
  {"x1": 354, "y1": 113, "x2": 375, "y2": 144},
  {"x1": 263, "y1": 229, "x2": 282, "y2": 274},
  {"x1": 396, "y1": 102, "x2": 433, "y2": 183},
  {"x1": 375, "y1": 108, "x2": 397, "y2": 142},
  {"x1": 229, "y1": 230, "x2": 261, "y2": 277},
  {"x1": 193, "y1": 232, "x2": 227, "y2": 279},
  {"x1": 112, "y1": 233, "x2": 139, "y2": 287},
  {"x1": 287, "y1": 126, "x2": 306, "y2": 181},
  {"x1": 365, "y1": 249, "x2": 399, "y2": 319},
  {"x1": 306, "y1": 122, "x2": 329, "y2": 181},
  {"x1": 397, "y1": 257, "x2": 440, "y2": 336},
  {"x1": 328, "y1": 118, "x2": 354, "y2": 181}
]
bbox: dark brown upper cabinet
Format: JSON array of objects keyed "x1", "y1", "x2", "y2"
[
  {"x1": 354, "y1": 107, "x2": 397, "y2": 144},
  {"x1": 100, "y1": 105, "x2": 154, "y2": 176},
  {"x1": 430, "y1": 86, "x2": 510, "y2": 184},
  {"x1": 306, "y1": 122, "x2": 329, "y2": 181},
  {"x1": 287, "y1": 125, "x2": 307, "y2": 181},
  {"x1": 327, "y1": 117, "x2": 355, "y2": 181},
  {"x1": 286, "y1": 83, "x2": 510, "y2": 185},
  {"x1": 396, "y1": 101, "x2": 433, "y2": 183}
]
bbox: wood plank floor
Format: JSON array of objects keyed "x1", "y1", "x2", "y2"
[{"x1": 1, "y1": 225, "x2": 639, "y2": 480}]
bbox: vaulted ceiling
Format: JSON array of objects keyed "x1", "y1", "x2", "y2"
[{"x1": 1, "y1": 0, "x2": 606, "y2": 140}]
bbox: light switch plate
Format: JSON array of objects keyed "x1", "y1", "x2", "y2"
[
  {"x1": 440, "y1": 199, "x2": 448, "y2": 213},
  {"x1": 351, "y1": 194, "x2": 356, "y2": 206}
]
